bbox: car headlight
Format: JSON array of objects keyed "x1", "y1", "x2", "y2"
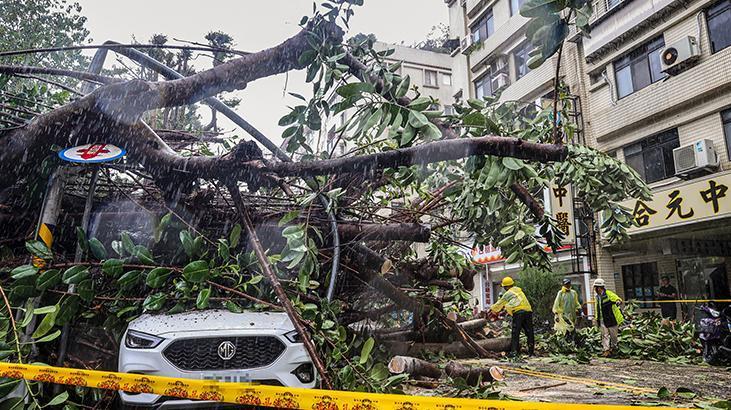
[
  {"x1": 284, "y1": 330, "x2": 302, "y2": 343},
  {"x1": 125, "y1": 330, "x2": 164, "y2": 349}
]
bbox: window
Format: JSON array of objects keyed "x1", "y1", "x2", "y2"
[
  {"x1": 622, "y1": 263, "x2": 659, "y2": 307},
  {"x1": 614, "y1": 36, "x2": 666, "y2": 98},
  {"x1": 708, "y1": 0, "x2": 731, "y2": 53},
  {"x1": 510, "y1": 0, "x2": 525, "y2": 16},
  {"x1": 475, "y1": 75, "x2": 492, "y2": 99},
  {"x1": 723, "y1": 109, "x2": 731, "y2": 160},
  {"x1": 444, "y1": 105, "x2": 456, "y2": 116},
  {"x1": 624, "y1": 128, "x2": 680, "y2": 183},
  {"x1": 514, "y1": 42, "x2": 532, "y2": 80},
  {"x1": 442, "y1": 73, "x2": 452, "y2": 86},
  {"x1": 471, "y1": 10, "x2": 494, "y2": 43},
  {"x1": 424, "y1": 70, "x2": 438, "y2": 87}
]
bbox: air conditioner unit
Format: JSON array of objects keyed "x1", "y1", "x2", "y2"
[
  {"x1": 660, "y1": 36, "x2": 700, "y2": 75},
  {"x1": 491, "y1": 72, "x2": 509, "y2": 91},
  {"x1": 461, "y1": 36, "x2": 477, "y2": 55},
  {"x1": 673, "y1": 139, "x2": 719, "y2": 178}
]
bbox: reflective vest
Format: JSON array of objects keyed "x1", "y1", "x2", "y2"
[
  {"x1": 595, "y1": 290, "x2": 624, "y2": 327},
  {"x1": 491, "y1": 286, "x2": 532, "y2": 315}
]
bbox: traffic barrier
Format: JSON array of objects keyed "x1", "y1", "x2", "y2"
[{"x1": 0, "y1": 362, "x2": 693, "y2": 409}]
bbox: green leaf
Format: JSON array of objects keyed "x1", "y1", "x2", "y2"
[
  {"x1": 520, "y1": 0, "x2": 562, "y2": 18},
  {"x1": 120, "y1": 231, "x2": 135, "y2": 255},
  {"x1": 26, "y1": 240, "x2": 52, "y2": 260},
  {"x1": 362, "y1": 108, "x2": 383, "y2": 133},
  {"x1": 33, "y1": 305, "x2": 57, "y2": 315},
  {"x1": 322, "y1": 320, "x2": 335, "y2": 330},
  {"x1": 502, "y1": 157, "x2": 524, "y2": 170},
  {"x1": 229, "y1": 224, "x2": 242, "y2": 248},
  {"x1": 359, "y1": 337, "x2": 375, "y2": 364},
  {"x1": 336, "y1": 82, "x2": 375, "y2": 98},
  {"x1": 62, "y1": 266, "x2": 89, "y2": 285},
  {"x1": 47, "y1": 391, "x2": 69, "y2": 407},
  {"x1": 35, "y1": 329, "x2": 61, "y2": 344},
  {"x1": 421, "y1": 122, "x2": 442, "y2": 140},
  {"x1": 31, "y1": 307, "x2": 58, "y2": 339},
  {"x1": 225, "y1": 300, "x2": 243, "y2": 313},
  {"x1": 36, "y1": 269, "x2": 61, "y2": 291},
  {"x1": 407, "y1": 96, "x2": 431, "y2": 111},
  {"x1": 394, "y1": 75, "x2": 411, "y2": 98},
  {"x1": 102, "y1": 258, "x2": 124, "y2": 277},
  {"x1": 143, "y1": 293, "x2": 167, "y2": 311},
  {"x1": 180, "y1": 230, "x2": 194, "y2": 257},
  {"x1": 408, "y1": 110, "x2": 429, "y2": 128},
  {"x1": 88, "y1": 238, "x2": 107, "y2": 259},
  {"x1": 77, "y1": 279, "x2": 94, "y2": 302},
  {"x1": 248, "y1": 275, "x2": 263, "y2": 285},
  {"x1": 467, "y1": 98, "x2": 486, "y2": 110},
  {"x1": 11, "y1": 265, "x2": 38, "y2": 280},
  {"x1": 133, "y1": 245, "x2": 155, "y2": 265},
  {"x1": 183, "y1": 260, "x2": 209, "y2": 283},
  {"x1": 75, "y1": 227, "x2": 88, "y2": 253},
  {"x1": 196, "y1": 288, "x2": 211, "y2": 309},
  {"x1": 400, "y1": 125, "x2": 416, "y2": 146},
  {"x1": 118, "y1": 270, "x2": 142, "y2": 288},
  {"x1": 463, "y1": 111, "x2": 486, "y2": 127},
  {"x1": 145, "y1": 267, "x2": 172, "y2": 288}
]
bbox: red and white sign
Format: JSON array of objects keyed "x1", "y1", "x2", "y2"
[{"x1": 58, "y1": 143, "x2": 126, "y2": 163}]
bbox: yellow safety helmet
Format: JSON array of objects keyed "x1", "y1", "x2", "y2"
[{"x1": 501, "y1": 276, "x2": 514, "y2": 287}]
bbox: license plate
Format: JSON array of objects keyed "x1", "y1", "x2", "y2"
[{"x1": 202, "y1": 373, "x2": 251, "y2": 383}]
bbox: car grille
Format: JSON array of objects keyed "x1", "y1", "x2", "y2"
[{"x1": 163, "y1": 336, "x2": 285, "y2": 371}]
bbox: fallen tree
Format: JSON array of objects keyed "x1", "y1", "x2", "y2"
[{"x1": 0, "y1": 0, "x2": 652, "y2": 403}]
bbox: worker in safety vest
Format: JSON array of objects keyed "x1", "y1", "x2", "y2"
[
  {"x1": 593, "y1": 278, "x2": 624, "y2": 357},
  {"x1": 488, "y1": 276, "x2": 534, "y2": 357},
  {"x1": 553, "y1": 278, "x2": 582, "y2": 343}
]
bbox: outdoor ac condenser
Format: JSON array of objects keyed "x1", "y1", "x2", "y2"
[
  {"x1": 673, "y1": 139, "x2": 719, "y2": 178},
  {"x1": 660, "y1": 36, "x2": 700, "y2": 75}
]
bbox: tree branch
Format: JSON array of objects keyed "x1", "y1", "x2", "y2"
[{"x1": 510, "y1": 183, "x2": 545, "y2": 220}]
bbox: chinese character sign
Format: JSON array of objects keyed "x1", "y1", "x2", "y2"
[
  {"x1": 549, "y1": 183, "x2": 575, "y2": 245},
  {"x1": 620, "y1": 172, "x2": 731, "y2": 234}
]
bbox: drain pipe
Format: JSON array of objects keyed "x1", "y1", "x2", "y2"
[{"x1": 104, "y1": 42, "x2": 341, "y2": 300}]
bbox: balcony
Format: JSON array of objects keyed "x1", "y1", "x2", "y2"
[{"x1": 584, "y1": 0, "x2": 685, "y2": 59}]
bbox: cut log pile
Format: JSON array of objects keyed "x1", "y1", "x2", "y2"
[{"x1": 388, "y1": 355, "x2": 505, "y2": 386}]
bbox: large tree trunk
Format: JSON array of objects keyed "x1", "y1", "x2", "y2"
[
  {"x1": 388, "y1": 356, "x2": 442, "y2": 379},
  {"x1": 383, "y1": 337, "x2": 511, "y2": 358}
]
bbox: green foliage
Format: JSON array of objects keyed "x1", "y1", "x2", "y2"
[
  {"x1": 520, "y1": 0, "x2": 592, "y2": 68},
  {"x1": 517, "y1": 267, "x2": 562, "y2": 325}
]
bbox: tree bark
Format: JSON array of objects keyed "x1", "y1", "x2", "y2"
[
  {"x1": 266, "y1": 137, "x2": 567, "y2": 178},
  {"x1": 227, "y1": 185, "x2": 333, "y2": 390},
  {"x1": 383, "y1": 337, "x2": 511, "y2": 358},
  {"x1": 388, "y1": 356, "x2": 442, "y2": 379},
  {"x1": 444, "y1": 361, "x2": 505, "y2": 385},
  {"x1": 338, "y1": 223, "x2": 430, "y2": 243}
]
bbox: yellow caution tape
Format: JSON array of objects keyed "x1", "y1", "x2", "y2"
[
  {"x1": 587, "y1": 299, "x2": 731, "y2": 305},
  {"x1": 0, "y1": 362, "x2": 692, "y2": 410}
]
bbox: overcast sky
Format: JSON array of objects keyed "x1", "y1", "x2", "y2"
[{"x1": 76, "y1": 0, "x2": 448, "y2": 146}]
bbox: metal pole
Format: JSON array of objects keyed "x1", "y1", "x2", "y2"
[
  {"x1": 55, "y1": 168, "x2": 98, "y2": 371},
  {"x1": 54, "y1": 47, "x2": 108, "y2": 374}
]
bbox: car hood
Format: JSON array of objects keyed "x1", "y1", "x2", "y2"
[{"x1": 128, "y1": 310, "x2": 294, "y2": 336}]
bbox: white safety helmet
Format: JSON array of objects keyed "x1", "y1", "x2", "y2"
[{"x1": 593, "y1": 278, "x2": 606, "y2": 287}]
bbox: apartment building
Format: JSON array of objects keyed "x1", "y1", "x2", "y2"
[
  {"x1": 445, "y1": 0, "x2": 594, "y2": 310},
  {"x1": 579, "y1": 0, "x2": 731, "y2": 319},
  {"x1": 448, "y1": 0, "x2": 731, "y2": 317}
]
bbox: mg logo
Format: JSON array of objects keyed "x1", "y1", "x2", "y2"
[{"x1": 217, "y1": 341, "x2": 236, "y2": 360}]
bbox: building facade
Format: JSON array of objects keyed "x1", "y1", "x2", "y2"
[
  {"x1": 447, "y1": 0, "x2": 731, "y2": 318},
  {"x1": 580, "y1": 0, "x2": 731, "y2": 320}
]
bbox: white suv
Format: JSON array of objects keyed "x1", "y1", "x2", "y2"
[{"x1": 118, "y1": 310, "x2": 315, "y2": 408}]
